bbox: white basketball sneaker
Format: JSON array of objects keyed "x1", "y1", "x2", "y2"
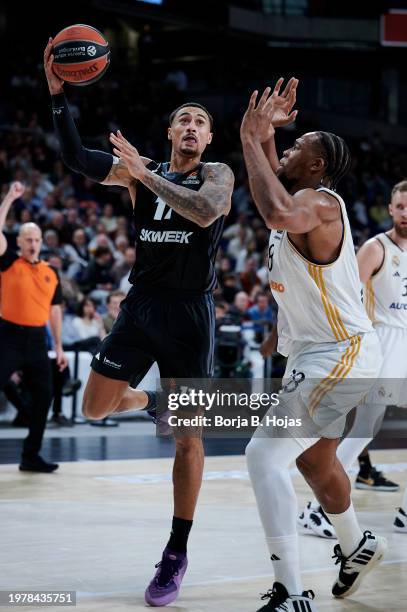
[
  {"x1": 332, "y1": 530, "x2": 387, "y2": 598},
  {"x1": 298, "y1": 501, "x2": 337, "y2": 539},
  {"x1": 256, "y1": 582, "x2": 317, "y2": 611},
  {"x1": 394, "y1": 507, "x2": 407, "y2": 533}
]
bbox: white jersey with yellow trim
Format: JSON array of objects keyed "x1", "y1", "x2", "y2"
[
  {"x1": 268, "y1": 187, "x2": 373, "y2": 356},
  {"x1": 364, "y1": 232, "x2": 407, "y2": 329}
]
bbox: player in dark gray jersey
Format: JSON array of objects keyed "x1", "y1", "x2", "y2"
[{"x1": 44, "y1": 39, "x2": 234, "y2": 606}]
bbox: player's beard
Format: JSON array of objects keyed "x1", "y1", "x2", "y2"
[
  {"x1": 394, "y1": 223, "x2": 407, "y2": 238},
  {"x1": 277, "y1": 170, "x2": 297, "y2": 193}
]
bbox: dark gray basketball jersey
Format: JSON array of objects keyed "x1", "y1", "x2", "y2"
[{"x1": 129, "y1": 161, "x2": 225, "y2": 294}]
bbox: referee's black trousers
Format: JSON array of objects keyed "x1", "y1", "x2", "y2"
[{"x1": 0, "y1": 319, "x2": 53, "y2": 459}]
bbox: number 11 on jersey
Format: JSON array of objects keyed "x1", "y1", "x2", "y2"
[{"x1": 154, "y1": 197, "x2": 172, "y2": 221}]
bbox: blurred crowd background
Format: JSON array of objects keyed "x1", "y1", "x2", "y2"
[{"x1": 1, "y1": 0, "x2": 407, "y2": 349}]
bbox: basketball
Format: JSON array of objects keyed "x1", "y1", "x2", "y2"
[{"x1": 52, "y1": 24, "x2": 110, "y2": 86}]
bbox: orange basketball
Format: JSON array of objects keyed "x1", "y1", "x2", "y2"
[{"x1": 52, "y1": 24, "x2": 110, "y2": 86}]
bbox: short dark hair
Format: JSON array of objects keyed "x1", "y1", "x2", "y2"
[
  {"x1": 94, "y1": 246, "x2": 111, "y2": 259},
  {"x1": 107, "y1": 290, "x2": 126, "y2": 304},
  {"x1": 169, "y1": 103, "x2": 213, "y2": 130},
  {"x1": 315, "y1": 131, "x2": 351, "y2": 191},
  {"x1": 391, "y1": 180, "x2": 407, "y2": 199}
]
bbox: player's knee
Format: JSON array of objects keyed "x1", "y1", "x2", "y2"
[
  {"x1": 175, "y1": 436, "x2": 202, "y2": 457},
  {"x1": 246, "y1": 438, "x2": 280, "y2": 475}
]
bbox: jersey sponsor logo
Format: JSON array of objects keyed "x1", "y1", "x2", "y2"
[
  {"x1": 182, "y1": 178, "x2": 200, "y2": 185},
  {"x1": 103, "y1": 356, "x2": 122, "y2": 369},
  {"x1": 269, "y1": 279, "x2": 285, "y2": 292},
  {"x1": 140, "y1": 228, "x2": 193, "y2": 244},
  {"x1": 389, "y1": 302, "x2": 407, "y2": 310},
  {"x1": 394, "y1": 271, "x2": 401, "y2": 277},
  {"x1": 182, "y1": 171, "x2": 200, "y2": 185}
]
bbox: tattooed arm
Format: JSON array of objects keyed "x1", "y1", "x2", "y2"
[
  {"x1": 110, "y1": 131, "x2": 234, "y2": 227},
  {"x1": 139, "y1": 162, "x2": 234, "y2": 227}
]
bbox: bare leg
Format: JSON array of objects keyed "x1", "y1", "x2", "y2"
[
  {"x1": 296, "y1": 437, "x2": 350, "y2": 513},
  {"x1": 83, "y1": 370, "x2": 149, "y2": 419},
  {"x1": 173, "y1": 437, "x2": 205, "y2": 519}
]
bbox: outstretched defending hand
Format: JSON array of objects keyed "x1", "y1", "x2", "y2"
[
  {"x1": 269, "y1": 77, "x2": 298, "y2": 127},
  {"x1": 240, "y1": 87, "x2": 276, "y2": 143},
  {"x1": 44, "y1": 37, "x2": 64, "y2": 95},
  {"x1": 110, "y1": 131, "x2": 146, "y2": 180}
]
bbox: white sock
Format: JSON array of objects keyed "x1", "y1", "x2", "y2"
[
  {"x1": 326, "y1": 501, "x2": 363, "y2": 557},
  {"x1": 266, "y1": 534, "x2": 303, "y2": 595},
  {"x1": 246, "y1": 435, "x2": 315, "y2": 595}
]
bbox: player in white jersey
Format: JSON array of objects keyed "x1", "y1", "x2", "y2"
[
  {"x1": 240, "y1": 81, "x2": 386, "y2": 611},
  {"x1": 300, "y1": 180, "x2": 407, "y2": 538}
]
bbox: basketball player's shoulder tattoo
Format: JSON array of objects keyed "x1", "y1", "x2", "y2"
[{"x1": 140, "y1": 161, "x2": 234, "y2": 227}]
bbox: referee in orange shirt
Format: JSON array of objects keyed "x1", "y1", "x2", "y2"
[{"x1": 0, "y1": 182, "x2": 68, "y2": 472}]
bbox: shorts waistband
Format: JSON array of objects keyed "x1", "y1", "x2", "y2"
[
  {"x1": 128, "y1": 285, "x2": 212, "y2": 301},
  {"x1": 0, "y1": 318, "x2": 46, "y2": 333}
]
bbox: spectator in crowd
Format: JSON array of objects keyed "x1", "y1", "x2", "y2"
[
  {"x1": 239, "y1": 257, "x2": 262, "y2": 295},
  {"x1": 100, "y1": 203, "x2": 118, "y2": 235},
  {"x1": 228, "y1": 291, "x2": 250, "y2": 324},
  {"x1": 47, "y1": 254, "x2": 83, "y2": 311},
  {"x1": 102, "y1": 291, "x2": 126, "y2": 334},
  {"x1": 41, "y1": 229, "x2": 63, "y2": 258},
  {"x1": 72, "y1": 297, "x2": 105, "y2": 342},
  {"x1": 63, "y1": 228, "x2": 89, "y2": 278},
  {"x1": 79, "y1": 246, "x2": 116, "y2": 303},
  {"x1": 227, "y1": 225, "x2": 252, "y2": 261},
  {"x1": 112, "y1": 246, "x2": 136, "y2": 285},
  {"x1": 247, "y1": 292, "x2": 276, "y2": 342}
]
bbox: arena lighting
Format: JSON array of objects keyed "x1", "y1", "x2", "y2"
[{"x1": 137, "y1": 0, "x2": 163, "y2": 5}]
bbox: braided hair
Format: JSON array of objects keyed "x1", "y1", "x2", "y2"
[{"x1": 315, "y1": 131, "x2": 351, "y2": 191}]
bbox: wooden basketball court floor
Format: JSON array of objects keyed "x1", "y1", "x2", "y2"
[{"x1": 0, "y1": 449, "x2": 406, "y2": 611}]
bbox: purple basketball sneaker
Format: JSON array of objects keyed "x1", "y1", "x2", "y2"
[{"x1": 145, "y1": 547, "x2": 188, "y2": 606}]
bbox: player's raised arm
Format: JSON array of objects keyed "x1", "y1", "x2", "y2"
[
  {"x1": 44, "y1": 38, "x2": 148, "y2": 188},
  {"x1": 0, "y1": 182, "x2": 26, "y2": 256},
  {"x1": 356, "y1": 238, "x2": 385, "y2": 284},
  {"x1": 240, "y1": 87, "x2": 343, "y2": 234},
  {"x1": 110, "y1": 131, "x2": 234, "y2": 227},
  {"x1": 262, "y1": 77, "x2": 299, "y2": 173}
]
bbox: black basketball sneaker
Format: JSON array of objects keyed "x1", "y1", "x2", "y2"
[
  {"x1": 256, "y1": 582, "x2": 317, "y2": 611},
  {"x1": 331, "y1": 530, "x2": 387, "y2": 598},
  {"x1": 394, "y1": 507, "x2": 407, "y2": 533},
  {"x1": 355, "y1": 466, "x2": 400, "y2": 492}
]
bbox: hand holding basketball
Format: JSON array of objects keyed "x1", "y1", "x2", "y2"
[
  {"x1": 110, "y1": 131, "x2": 146, "y2": 180},
  {"x1": 44, "y1": 38, "x2": 64, "y2": 95}
]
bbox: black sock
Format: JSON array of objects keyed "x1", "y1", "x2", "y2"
[
  {"x1": 143, "y1": 391, "x2": 157, "y2": 411},
  {"x1": 358, "y1": 453, "x2": 372, "y2": 476},
  {"x1": 166, "y1": 516, "x2": 193, "y2": 553}
]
